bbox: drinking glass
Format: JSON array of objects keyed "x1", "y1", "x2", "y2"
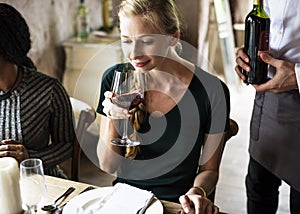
[
  {"x1": 110, "y1": 68, "x2": 145, "y2": 147},
  {"x1": 20, "y1": 158, "x2": 48, "y2": 213}
]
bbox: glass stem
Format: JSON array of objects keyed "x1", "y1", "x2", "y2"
[
  {"x1": 27, "y1": 205, "x2": 37, "y2": 214},
  {"x1": 121, "y1": 117, "x2": 129, "y2": 141}
]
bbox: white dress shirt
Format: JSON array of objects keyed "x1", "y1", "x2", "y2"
[{"x1": 264, "y1": 0, "x2": 300, "y2": 92}]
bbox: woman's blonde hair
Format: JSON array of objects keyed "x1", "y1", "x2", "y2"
[{"x1": 118, "y1": 0, "x2": 181, "y2": 35}]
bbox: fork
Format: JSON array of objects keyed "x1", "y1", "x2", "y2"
[
  {"x1": 53, "y1": 186, "x2": 95, "y2": 214},
  {"x1": 136, "y1": 194, "x2": 154, "y2": 214}
]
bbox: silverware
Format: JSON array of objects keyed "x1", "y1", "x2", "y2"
[
  {"x1": 136, "y1": 194, "x2": 154, "y2": 214},
  {"x1": 79, "y1": 186, "x2": 96, "y2": 194},
  {"x1": 41, "y1": 187, "x2": 75, "y2": 212},
  {"x1": 53, "y1": 186, "x2": 95, "y2": 214}
]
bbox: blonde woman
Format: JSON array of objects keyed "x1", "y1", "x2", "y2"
[{"x1": 97, "y1": 0, "x2": 230, "y2": 213}]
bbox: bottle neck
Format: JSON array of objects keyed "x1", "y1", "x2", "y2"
[
  {"x1": 253, "y1": 0, "x2": 265, "y2": 12},
  {"x1": 253, "y1": 0, "x2": 263, "y2": 6}
]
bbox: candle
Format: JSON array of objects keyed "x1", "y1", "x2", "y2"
[{"x1": 0, "y1": 157, "x2": 23, "y2": 214}]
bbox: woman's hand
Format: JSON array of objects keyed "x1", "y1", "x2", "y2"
[
  {"x1": 102, "y1": 91, "x2": 130, "y2": 119},
  {"x1": 179, "y1": 188, "x2": 219, "y2": 214},
  {"x1": 0, "y1": 139, "x2": 29, "y2": 164}
]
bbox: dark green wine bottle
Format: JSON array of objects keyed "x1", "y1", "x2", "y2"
[{"x1": 243, "y1": 0, "x2": 270, "y2": 84}]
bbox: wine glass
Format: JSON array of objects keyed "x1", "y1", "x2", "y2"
[
  {"x1": 19, "y1": 158, "x2": 48, "y2": 213},
  {"x1": 110, "y1": 68, "x2": 145, "y2": 147}
]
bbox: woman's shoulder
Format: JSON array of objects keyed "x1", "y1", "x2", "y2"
[
  {"x1": 194, "y1": 66, "x2": 224, "y2": 83},
  {"x1": 24, "y1": 67, "x2": 57, "y2": 83},
  {"x1": 23, "y1": 67, "x2": 67, "y2": 95},
  {"x1": 193, "y1": 66, "x2": 230, "y2": 99},
  {"x1": 193, "y1": 66, "x2": 229, "y2": 94}
]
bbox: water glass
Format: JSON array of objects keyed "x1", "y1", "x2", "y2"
[{"x1": 20, "y1": 158, "x2": 48, "y2": 213}]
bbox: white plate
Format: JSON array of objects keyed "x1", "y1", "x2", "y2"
[{"x1": 63, "y1": 187, "x2": 163, "y2": 214}]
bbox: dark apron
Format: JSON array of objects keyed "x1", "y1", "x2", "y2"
[{"x1": 249, "y1": 89, "x2": 300, "y2": 191}]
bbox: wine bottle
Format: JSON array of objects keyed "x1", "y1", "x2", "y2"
[
  {"x1": 101, "y1": 0, "x2": 114, "y2": 32},
  {"x1": 243, "y1": 0, "x2": 270, "y2": 84},
  {"x1": 76, "y1": 0, "x2": 90, "y2": 41}
]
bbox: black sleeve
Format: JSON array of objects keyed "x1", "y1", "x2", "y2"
[
  {"x1": 194, "y1": 66, "x2": 230, "y2": 134},
  {"x1": 207, "y1": 80, "x2": 230, "y2": 134}
]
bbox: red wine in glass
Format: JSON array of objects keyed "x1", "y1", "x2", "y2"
[{"x1": 110, "y1": 69, "x2": 145, "y2": 147}]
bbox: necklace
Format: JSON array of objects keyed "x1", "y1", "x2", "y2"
[{"x1": 0, "y1": 68, "x2": 20, "y2": 100}]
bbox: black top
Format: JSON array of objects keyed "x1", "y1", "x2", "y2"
[{"x1": 97, "y1": 63, "x2": 230, "y2": 202}]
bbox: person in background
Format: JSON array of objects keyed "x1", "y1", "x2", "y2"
[
  {"x1": 235, "y1": 0, "x2": 300, "y2": 213},
  {"x1": 0, "y1": 3, "x2": 75, "y2": 178},
  {"x1": 97, "y1": 0, "x2": 230, "y2": 213}
]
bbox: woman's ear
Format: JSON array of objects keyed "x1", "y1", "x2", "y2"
[{"x1": 170, "y1": 31, "x2": 180, "y2": 46}]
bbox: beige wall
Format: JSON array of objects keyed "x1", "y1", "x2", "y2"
[
  {"x1": 2, "y1": 0, "x2": 251, "y2": 82},
  {"x1": 1, "y1": 0, "x2": 101, "y2": 80},
  {"x1": 1, "y1": 0, "x2": 199, "y2": 81}
]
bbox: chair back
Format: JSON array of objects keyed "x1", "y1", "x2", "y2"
[
  {"x1": 70, "y1": 97, "x2": 96, "y2": 181},
  {"x1": 207, "y1": 118, "x2": 239, "y2": 202}
]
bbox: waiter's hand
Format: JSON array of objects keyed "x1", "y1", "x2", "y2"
[
  {"x1": 235, "y1": 47, "x2": 250, "y2": 84},
  {"x1": 0, "y1": 139, "x2": 29, "y2": 163},
  {"x1": 252, "y1": 52, "x2": 298, "y2": 93}
]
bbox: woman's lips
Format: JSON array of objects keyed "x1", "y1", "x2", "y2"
[{"x1": 132, "y1": 60, "x2": 149, "y2": 68}]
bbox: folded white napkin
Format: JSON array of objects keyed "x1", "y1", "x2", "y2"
[{"x1": 82, "y1": 183, "x2": 154, "y2": 214}]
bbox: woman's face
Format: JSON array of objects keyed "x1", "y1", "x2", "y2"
[{"x1": 119, "y1": 15, "x2": 172, "y2": 72}]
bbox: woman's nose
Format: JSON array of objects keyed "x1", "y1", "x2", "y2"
[{"x1": 129, "y1": 41, "x2": 143, "y2": 59}]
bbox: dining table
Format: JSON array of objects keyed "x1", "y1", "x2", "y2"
[
  {"x1": 44, "y1": 175, "x2": 227, "y2": 214},
  {"x1": 44, "y1": 175, "x2": 189, "y2": 214}
]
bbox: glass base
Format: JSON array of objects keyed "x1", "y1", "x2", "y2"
[{"x1": 111, "y1": 138, "x2": 140, "y2": 147}]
